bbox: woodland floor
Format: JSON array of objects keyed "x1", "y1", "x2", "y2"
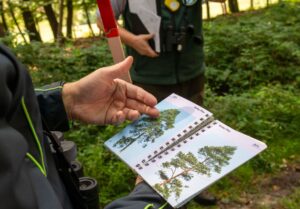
[{"x1": 205, "y1": 162, "x2": 300, "y2": 209}]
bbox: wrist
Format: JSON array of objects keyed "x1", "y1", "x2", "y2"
[
  {"x1": 62, "y1": 82, "x2": 77, "y2": 120},
  {"x1": 119, "y1": 28, "x2": 137, "y2": 49}
]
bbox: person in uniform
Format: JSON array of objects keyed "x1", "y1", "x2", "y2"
[
  {"x1": 98, "y1": 0, "x2": 205, "y2": 105},
  {"x1": 97, "y1": 0, "x2": 217, "y2": 206}
]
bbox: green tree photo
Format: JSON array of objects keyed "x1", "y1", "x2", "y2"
[
  {"x1": 154, "y1": 146, "x2": 236, "y2": 199},
  {"x1": 1, "y1": 1, "x2": 299, "y2": 208},
  {"x1": 113, "y1": 109, "x2": 180, "y2": 151}
]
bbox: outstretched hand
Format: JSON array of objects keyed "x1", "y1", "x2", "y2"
[{"x1": 62, "y1": 56, "x2": 159, "y2": 125}]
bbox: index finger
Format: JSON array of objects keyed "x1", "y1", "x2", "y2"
[
  {"x1": 126, "y1": 98, "x2": 160, "y2": 118},
  {"x1": 116, "y1": 79, "x2": 158, "y2": 106},
  {"x1": 147, "y1": 49, "x2": 159, "y2": 58}
]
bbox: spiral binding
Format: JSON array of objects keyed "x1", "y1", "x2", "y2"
[{"x1": 135, "y1": 118, "x2": 217, "y2": 170}]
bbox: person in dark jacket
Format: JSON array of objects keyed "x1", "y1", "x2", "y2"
[
  {"x1": 0, "y1": 44, "x2": 174, "y2": 209},
  {"x1": 97, "y1": 0, "x2": 205, "y2": 105}
]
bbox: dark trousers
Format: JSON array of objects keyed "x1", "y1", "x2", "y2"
[{"x1": 133, "y1": 74, "x2": 205, "y2": 106}]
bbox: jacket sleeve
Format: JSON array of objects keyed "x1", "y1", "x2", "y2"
[
  {"x1": 35, "y1": 82, "x2": 70, "y2": 131},
  {"x1": 104, "y1": 182, "x2": 172, "y2": 209},
  {"x1": 110, "y1": 0, "x2": 127, "y2": 18}
]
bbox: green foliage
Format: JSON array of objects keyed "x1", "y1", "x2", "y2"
[
  {"x1": 280, "y1": 187, "x2": 300, "y2": 209},
  {"x1": 65, "y1": 122, "x2": 133, "y2": 206},
  {"x1": 6, "y1": 1, "x2": 299, "y2": 207},
  {"x1": 77, "y1": 144, "x2": 135, "y2": 206},
  {"x1": 198, "y1": 146, "x2": 237, "y2": 173},
  {"x1": 204, "y1": 2, "x2": 300, "y2": 95},
  {"x1": 202, "y1": 84, "x2": 300, "y2": 204},
  {"x1": 10, "y1": 40, "x2": 113, "y2": 85},
  {"x1": 155, "y1": 146, "x2": 236, "y2": 199},
  {"x1": 205, "y1": 84, "x2": 300, "y2": 143},
  {"x1": 113, "y1": 109, "x2": 180, "y2": 151}
]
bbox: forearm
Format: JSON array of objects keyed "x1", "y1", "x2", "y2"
[
  {"x1": 118, "y1": 26, "x2": 138, "y2": 49},
  {"x1": 118, "y1": 26, "x2": 158, "y2": 57}
]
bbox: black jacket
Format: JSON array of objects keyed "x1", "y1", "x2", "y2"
[
  {"x1": 0, "y1": 44, "x2": 171, "y2": 209},
  {"x1": 0, "y1": 44, "x2": 72, "y2": 209}
]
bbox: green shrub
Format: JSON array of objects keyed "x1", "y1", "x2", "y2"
[
  {"x1": 201, "y1": 84, "x2": 300, "y2": 201},
  {"x1": 205, "y1": 84, "x2": 300, "y2": 172},
  {"x1": 4, "y1": 1, "x2": 299, "y2": 207},
  {"x1": 10, "y1": 40, "x2": 113, "y2": 86},
  {"x1": 280, "y1": 187, "x2": 300, "y2": 209},
  {"x1": 65, "y1": 123, "x2": 133, "y2": 206},
  {"x1": 204, "y1": 2, "x2": 300, "y2": 95}
]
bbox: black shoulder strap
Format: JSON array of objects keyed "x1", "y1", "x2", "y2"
[{"x1": 42, "y1": 119, "x2": 87, "y2": 209}]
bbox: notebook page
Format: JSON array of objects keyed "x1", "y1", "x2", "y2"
[{"x1": 104, "y1": 93, "x2": 213, "y2": 169}]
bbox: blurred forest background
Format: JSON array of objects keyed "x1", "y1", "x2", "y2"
[
  {"x1": 0, "y1": 0, "x2": 282, "y2": 43},
  {"x1": 0, "y1": 0, "x2": 299, "y2": 209}
]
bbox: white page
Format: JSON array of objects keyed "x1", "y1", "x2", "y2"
[
  {"x1": 128, "y1": 0, "x2": 161, "y2": 52},
  {"x1": 137, "y1": 120, "x2": 267, "y2": 208},
  {"x1": 128, "y1": 0, "x2": 156, "y2": 14},
  {"x1": 144, "y1": 0, "x2": 157, "y2": 14},
  {"x1": 136, "y1": 7, "x2": 161, "y2": 52}
]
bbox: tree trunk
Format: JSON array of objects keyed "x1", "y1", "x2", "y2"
[
  {"x1": 119, "y1": 133, "x2": 145, "y2": 152},
  {"x1": 57, "y1": 0, "x2": 64, "y2": 44},
  {"x1": 66, "y1": 0, "x2": 73, "y2": 39},
  {"x1": 0, "y1": 23, "x2": 5, "y2": 37},
  {"x1": 82, "y1": 0, "x2": 95, "y2": 37},
  {"x1": 220, "y1": 2, "x2": 227, "y2": 15},
  {"x1": 250, "y1": 0, "x2": 254, "y2": 10},
  {"x1": 0, "y1": 0, "x2": 8, "y2": 33},
  {"x1": 21, "y1": 0, "x2": 41, "y2": 42},
  {"x1": 228, "y1": 0, "x2": 239, "y2": 13},
  {"x1": 159, "y1": 168, "x2": 193, "y2": 187},
  {"x1": 7, "y1": 0, "x2": 27, "y2": 43},
  {"x1": 205, "y1": 1, "x2": 210, "y2": 20},
  {"x1": 44, "y1": 3, "x2": 59, "y2": 40}
]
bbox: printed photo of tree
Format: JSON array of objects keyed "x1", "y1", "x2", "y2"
[
  {"x1": 113, "y1": 109, "x2": 180, "y2": 152},
  {"x1": 154, "y1": 146, "x2": 237, "y2": 200}
]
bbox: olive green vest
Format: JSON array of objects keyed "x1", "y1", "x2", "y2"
[{"x1": 123, "y1": 0, "x2": 204, "y2": 85}]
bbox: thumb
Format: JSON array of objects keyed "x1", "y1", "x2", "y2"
[{"x1": 105, "y1": 56, "x2": 133, "y2": 79}]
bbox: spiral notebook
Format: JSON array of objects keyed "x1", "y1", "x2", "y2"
[{"x1": 105, "y1": 93, "x2": 267, "y2": 208}]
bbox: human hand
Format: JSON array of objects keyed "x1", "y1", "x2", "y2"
[
  {"x1": 62, "y1": 56, "x2": 159, "y2": 125},
  {"x1": 135, "y1": 175, "x2": 144, "y2": 185},
  {"x1": 130, "y1": 34, "x2": 158, "y2": 58}
]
